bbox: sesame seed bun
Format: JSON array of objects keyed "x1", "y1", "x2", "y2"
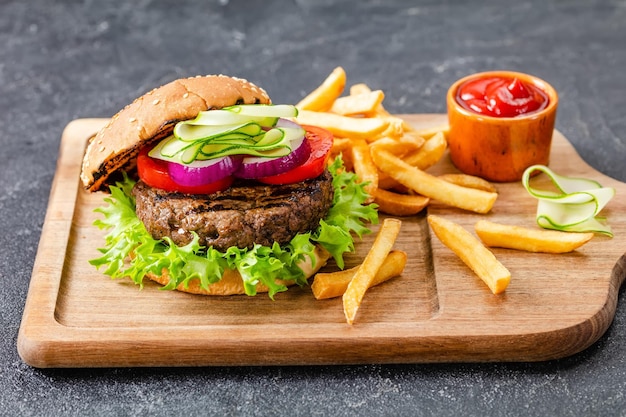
[{"x1": 80, "y1": 75, "x2": 271, "y2": 192}]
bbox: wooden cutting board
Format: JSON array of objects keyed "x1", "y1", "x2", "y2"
[{"x1": 17, "y1": 115, "x2": 626, "y2": 368}]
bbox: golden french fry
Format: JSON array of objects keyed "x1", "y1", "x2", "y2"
[
  {"x1": 369, "y1": 134, "x2": 425, "y2": 157},
  {"x1": 347, "y1": 82, "x2": 409, "y2": 140},
  {"x1": 413, "y1": 124, "x2": 450, "y2": 140},
  {"x1": 372, "y1": 149, "x2": 497, "y2": 214},
  {"x1": 373, "y1": 188, "x2": 429, "y2": 216},
  {"x1": 403, "y1": 131, "x2": 447, "y2": 170},
  {"x1": 369, "y1": 137, "x2": 405, "y2": 154},
  {"x1": 343, "y1": 218, "x2": 402, "y2": 324},
  {"x1": 331, "y1": 137, "x2": 352, "y2": 155},
  {"x1": 474, "y1": 220, "x2": 594, "y2": 253},
  {"x1": 375, "y1": 115, "x2": 406, "y2": 139},
  {"x1": 368, "y1": 137, "x2": 406, "y2": 156},
  {"x1": 348, "y1": 83, "x2": 398, "y2": 123},
  {"x1": 330, "y1": 90, "x2": 385, "y2": 116},
  {"x1": 311, "y1": 250, "x2": 407, "y2": 300},
  {"x1": 349, "y1": 83, "x2": 373, "y2": 96},
  {"x1": 401, "y1": 119, "x2": 417, "y2": 132},
  {"x1": 296, "y1": 66, "x2": 346, "y2": 112},
  {"x1": 296, "y1": 110, "x2": 389, "y2": 140},
  {"x1": 399, "y1": 131, "x2": 426, "y2": 149},
  {"x1": 439, "y1": 173, "x2": 497, "y2": 193},
  {"x1": 428, "y1": 215, "x2": 510, "y2": 294},
  {"x1": 377, "y1": 171, "x2": 409, "y2": 193},
  {"x1": 350, "y1": 139, "x2": 378, "y2": 202}
]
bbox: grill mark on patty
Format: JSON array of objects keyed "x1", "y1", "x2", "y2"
[{"x1": 132, "y1": 170, "x2": 334, "y2": 251}]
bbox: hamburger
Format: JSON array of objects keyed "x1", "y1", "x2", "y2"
[{"x1": 81, "y1": 75, "x2": 378, "y2": 297}]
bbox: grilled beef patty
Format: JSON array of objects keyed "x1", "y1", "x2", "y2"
[{"x1": 132, "y1": 170, "x2": 334, "y2": 251}]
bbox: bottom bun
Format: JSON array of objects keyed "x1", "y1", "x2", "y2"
[{"x1": 147, "y1": 245, "x2": 331, "y2": 296}]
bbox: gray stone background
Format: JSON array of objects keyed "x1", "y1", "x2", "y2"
[{"x1": 1, "y1": 1, "x2": 625, "y2": 416}]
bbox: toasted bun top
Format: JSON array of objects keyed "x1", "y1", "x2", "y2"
[{"x1": 80, "y1": 75, "x2": 271, "y2": 192}]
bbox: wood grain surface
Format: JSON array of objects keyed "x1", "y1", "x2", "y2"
[{"x1": 17, "y1": 115, "x2": 626, "y2": 368}]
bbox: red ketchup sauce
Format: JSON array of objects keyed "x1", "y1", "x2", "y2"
[{"x1": 456, "y1": 76, "x2": 549, "y2": 118}]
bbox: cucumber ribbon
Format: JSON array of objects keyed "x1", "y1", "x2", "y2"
[
  {"x1": 149, "y1": 104, "x2": 303, "y2": 164},
  {"x1": 522, "y1": 165, "x2": 615, "y2": 237}
]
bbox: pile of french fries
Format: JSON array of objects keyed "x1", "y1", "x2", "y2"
[
  {"x1": 294, "y1": 66, "x2": 498, "y2": 216},
  {"x1": 310, "y1": 217, "x2": 405, "y2": 325},
  {"x1": 297, "y1": 67, "x2": 596, "y2": 322}
]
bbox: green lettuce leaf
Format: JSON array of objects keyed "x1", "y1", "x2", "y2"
[{"x1": 90, "y1": 156, "x2": 378, "y2": 298}]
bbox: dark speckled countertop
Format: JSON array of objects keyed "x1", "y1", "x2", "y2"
[{"x1": 2, "y1": 1, "x2": 625, "y2": 416}]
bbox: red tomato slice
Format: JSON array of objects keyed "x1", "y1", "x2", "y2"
[
  {"x1": 137, "y1": 146, "x2": 234, "y2": 194},
  {"x1": 257, "y1": 125, "x2": 334, "y2": 185}
]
